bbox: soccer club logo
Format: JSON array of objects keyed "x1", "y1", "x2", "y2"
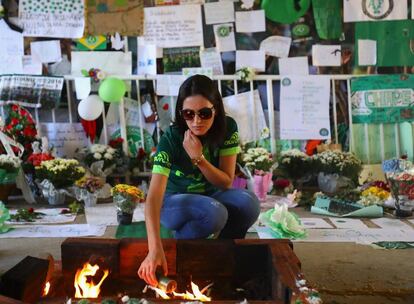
[{"x1": 362, "y1": 0, "x2": 394, "y2": 20}]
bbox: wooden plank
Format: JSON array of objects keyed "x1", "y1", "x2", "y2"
[
  {"x1": 0, "y1": 256, "x2": 49, "y2": 304},
  {"x1": 119, "y1": 238, "x2": 177, "y2": 277},
  {"x1": 0, "y1": 295, "x2": 26, "y2": 304}
]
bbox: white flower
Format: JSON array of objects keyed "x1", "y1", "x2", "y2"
[
  {"x1": 97, "y1": 70, "x2": 106, "y2": 80},
  {"x1": 93, "y1": 153, "x2": 102, "y2": 160},
  {"x1": 104, "y1": 153, "x2": 113, "y2": 160},
  {"x1": 241, "y1": 0, "x2": 254, "y2": 10}
]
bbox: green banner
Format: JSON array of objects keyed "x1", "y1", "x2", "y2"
[
  {"x1": 351, "y1": 75, "x2": 414, "y2": 124},
  {"x1": 355, "y1": 20, "x2": 414, "y2": 67}
]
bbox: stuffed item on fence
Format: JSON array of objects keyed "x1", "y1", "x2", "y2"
[{"x1": 259, "y1": 203, "x2": 307, "y2": 239}]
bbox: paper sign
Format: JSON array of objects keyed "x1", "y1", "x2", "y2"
[
  {"x1": 138, "y1": 36, "x2": 163, "y2": 58},
  {"x1": 344, "y1": 0, "x2": 408, "y2": 22},
  {"x1": 260, "y1": 36, "x2": 291, "y2": 58},
  {"x1": 124, "y1": 97, "x2": 156, "y2": 136},
  {"x1": 22, "y1": 55, "x2": 42, "y2": 75},
  {"x1": 223, "y1": 90, "x2": 267, "y2": 143},
  {"x1": 156, "y1": 75, "x2": 185, "y2": 96},
  {"x1": 0, "y1": 19, "x2": 24, "y2": 75},
  {"x1": 312, "y1": 45, "x2": 341, "y2": 67},
  {"x1": 300, "y1": 218, "x2": 334, "y2": 229},
  {"x1": 278, "y1": 57, "x2": 309, "y2": 75},
  {"x1": 235, "y1": 10, "x2": 265, "y2": 33},
  {"x1": 86, "y1": 0, "x2": 144, "y2": 36},
  {"x1": 236, "y1": 50, "x2": 266, "y2": 72},
  {"x1": 71, "y1": 51, "x2": 132, "y2": 76},
  {"x1": 358, "y1": 39, "x2": 377, "y2": 66},
  {"x1": 200, "y1": 48, "x2": 224, "y2": 75},
  {"x1": 74, "y1": 77, "x2": 91, "y2": 100},
  {"x1": 329, "y1": 218, "x2": 369, "y2": 229},
  {"x1": 182, "y1": 68, "x2": 213, "y2": 79},
  {"x1": 280, "y1": 76, "x2": 330, "y2": 140},
  {"x1": 144, "y1": 5, "x2": 204, "y2": 48},
  {"x1": 213, "y1": 23, "x2": 236, "y2": 52},
  {"x1": 40, "y1": 123, "x2": 89, "y2": 158},
  {"x1": 137, "y1": 44, "x2": 157, "y2": 75},
  {"x1": 204, "y1": 2, "x2": 235, "y2": 25},
  {"x1": 0, "y1": 224, "x2": 106, "y2": 238},
  {"x1": 19, "y1": 0, "x2": 85, "y2": 38},
  {"x1": 180, "y1": 0, "x2": 205, "y2": 4},
  {"x1": 30, "y1": 40, "x2": 62, "y2": 64},
  {"x1": 371, "y1": 218, "x2": 413, "y2": 230}
]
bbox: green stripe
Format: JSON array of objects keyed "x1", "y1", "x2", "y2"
[
  {"x1": 152, "y1": 165, "x2": 170, "y2": 177},
  {"x1": 219, "y1": 146, "x2": 240, "y2": 156}
]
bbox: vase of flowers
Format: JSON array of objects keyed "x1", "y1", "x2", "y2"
[
  {"x1": 386, "y1": 171, "x2": 414, "y2": 217},
  {"x1": 241, "y1": 147, "x2": 276, "y2": 201},
  {"x1": 111, "y1": 184, "x2": 145, "y2": 225},
  {"x1": 75, "y1": 176, "x2": 105, "y2": 207},
  {"x1": 79, "y1": 144, "x2": 120, "y2": 178},
  {"x1": 313, "y1": 151, "x2": 362, "y2": 194},
  {"x1": 0, "y1": 154, "x2": 21, "y2": 202},
  {"x1": 35, "y1": 158, "x2": 85, "y2": 205}
]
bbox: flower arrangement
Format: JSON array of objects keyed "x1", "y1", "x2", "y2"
[
  {"x1": 236, "y1": 67, "x2": 256, "y2": 83},
  {"x1": 35, "y1": 158, "x2": 85, "y2": 189},
  {"x1": 81, "y1": 144, "x2": 119, "y2": 171},
  {"x1": 277, "y1": 149, "x2": 312, "y2": 179},
  {"x1": 0, "y1": 154, "x2": 21, "y2": 173},
  {"x1": 313, "y1": 151, "x2": 362, "y2": 181},
  {"x1": 241, "y1": 147, "x2": 275, "y2": 175},
  {"x1": 81, "y1": 68, "x2": 106, "y2": 82},
  {"x1": 359, "y1": 185, "x2": 390, "y2": 206},
  {"x1": 112, "y1": 184, "x2": 145, "y2": 215},
  {"x1": 75, "y1": 176, "x2": 105, "y2": 193},
  {"x1": 1, "y1": 104, "x2": 37, "y2": 159}
]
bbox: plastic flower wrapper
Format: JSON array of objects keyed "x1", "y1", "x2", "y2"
[
  {"x1": 111, "y1": 184, "x2": 145, "y2": 214},
  {"x1": 0, "y1": 201, "x2": 12, "y2": 233},
  {"x1": 259, "y1": 204, "x2": 307, "y2": 239}
]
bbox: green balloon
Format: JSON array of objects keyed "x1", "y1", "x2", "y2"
[
  {"x1": 98, "y1": 77, "x2": 126, "y2": 103},
  {"x1": 261, "y1": 0, "x2": 311, "y2": 24}
]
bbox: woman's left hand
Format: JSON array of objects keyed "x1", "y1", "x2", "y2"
[{"x1": 183, "y1": 130, "x2": 203, "y2": 159}]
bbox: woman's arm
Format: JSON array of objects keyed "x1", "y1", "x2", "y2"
[
  {"x1": 138, "y1": 173, "x2": 168, "y2": 286},
  {"x1": 183, "y1": 130, "x2": 236, "y2": 189}
]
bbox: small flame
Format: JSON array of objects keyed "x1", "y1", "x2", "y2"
[
  {"x1": 150, "y1": 281, "x2": 211, "y2": 301},
  {"x1": 43, "y1": 281, "x2": 50, "y2": 296},
  {"x1": 74, "y1": 262, "x2": 109, "y2": 298}
]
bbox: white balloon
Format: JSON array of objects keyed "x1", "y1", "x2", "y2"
[{"x1": 78, "y1": 95, "x2": 104, "y2": 121}]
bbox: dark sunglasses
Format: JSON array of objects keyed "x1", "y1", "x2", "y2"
[{"x1": 180, "y1": 106, "x2": 215, "y2": 120}]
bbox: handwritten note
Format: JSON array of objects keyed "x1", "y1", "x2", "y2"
[
  {"x1": 40, "y1": 123, "x2": 89, "y2": 158},
  {"x1": 22, "y1": 55, "x2": 42, "y2": 75},
  {"x1": 137, "y1": 44, "x2": 157, "y2": 75},
  {"x1": 312, "y1": 45, "x2": 341, "y2": 66},
  {"x1": 278, "y1": 57, "x2": 309, "y2": 75},
  {"x1": 213, "y1": 23, "x2": 236, "y2": 52},
  {"x1": 235, "y1": 10, "x2": 265, "y2": 33},
  {"x1": 30, "y1": 40, "x2": 62, "y2": 63},
  {"x1": 200, "y1": 48, "x2": 224, "y2": 75},
  {"x1": 19, "y1": 0, "x2": 85, "y2": 38},
  {"x1": 236, "y1": 50, "x2": 265, "y2": 72},
  {"x1": 280, "y1": 76, "x2": 330, "y2": 140},
  {"x1": 71, "y1": 51, "x2": 132, "y2": 76},
  {"x1": 156, "y1": 75, "x2": 185, "y2": 96},
  {"x1": 0, "y1": 19, "x2": 24, "y2": 75},
  {"x1": 0, "y1": 224, "x2": 106, "y2": 238},
  {"x1": 204, "y1": 2, "x2": 234, "y2": 25},
  {"x1": 144, "y1": 5, "x2": 203, "y2": 48},
  {"x1": 260, "y1": 36, "x2": 291, "y2": 58}
]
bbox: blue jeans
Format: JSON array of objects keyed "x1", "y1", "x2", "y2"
[{"x1": 160, "y1": 189, "x2": 260, "y2": 239}]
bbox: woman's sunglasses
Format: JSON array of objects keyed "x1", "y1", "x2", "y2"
[{"x1": 180, "y1": 106, "x2": 215, "y2": 120}]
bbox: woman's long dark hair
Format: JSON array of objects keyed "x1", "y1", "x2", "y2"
[{"x1": 174, "y1": 75, "x2": 227, "y2": 147}]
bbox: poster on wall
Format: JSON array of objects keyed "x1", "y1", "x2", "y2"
[
  {"x1": 162, "y1": 47, "x2": 201, "y2": 73},
  {"x1": 343, "y1": 0, "x2": 407, "y2": 22},
  {"x1": 351, "y1": 75, "x2": 414, "y2": 124},
  {"x1": 0, "y1": 75, "x2": 64, "y2": 109},
  {"x1": 144, "y1": 5, "x2": 203, "y2": 48},
  {"x1": 86, "y1": 0, "x2": 144, "y2": 36},
  {"x1": 280, "y1": 76, "x2": 331, "y2": 140},
  {"x1": 19, "y1": 0, "x2": 85, "y2": 38}
]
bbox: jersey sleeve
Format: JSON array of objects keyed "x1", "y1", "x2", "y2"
[
  {"x1": 152, "y1": 133, "x2": 174, "y2": 177},
  {"x1": 219, "y1": 116, "x2": 241, "y2": 157}
]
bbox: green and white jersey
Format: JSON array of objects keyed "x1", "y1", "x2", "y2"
[{"x1": 152, "y1": 116, "x2": 240, "y2": 194}]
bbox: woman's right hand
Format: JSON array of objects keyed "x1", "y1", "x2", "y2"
[{"x1": 137, "y1": 246, "x2": 168, "y2": 286}]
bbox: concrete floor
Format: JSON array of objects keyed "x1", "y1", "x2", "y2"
[{"x1": 0, "y1": 208, "x2": 413, "y2": 303}]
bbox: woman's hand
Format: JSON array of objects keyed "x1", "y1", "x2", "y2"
[
  {"x1": 137, "y1": 247, "x2": 168, "y2": 286},
  {"x1": 183, "y1": 130, "x2": 203, "y2": 159}
]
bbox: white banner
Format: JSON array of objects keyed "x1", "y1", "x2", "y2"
[{"x1": 343, "y1": 0, "x2": 408, "y2": 22}]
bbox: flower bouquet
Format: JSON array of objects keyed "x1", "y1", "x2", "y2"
[
  {"x1": 277, "y1": 149, "x2": 312, "y2": 180},
  {"x1": 358, "y1": 182, "x2": 390, "y2": 207},
  {"x1": 79, "y1": 144, "x2": 119, "y2": 177},
  {"x1": 241, "y1": 147, "x2": 276, "y2": 201},
  {"x1": 0, "y1": 154, "x2": 21, "y2": 201},
  {"x1": 111, "y1": 184, "x2": 145, "y2": 225},
  {"x1": 35, "y1": 159, "x2": 85, "y2": 205},
  {"x1": 313, "y1": 151, "x2": 362, "y2": 193},
  {"x1": 74, "y1": 176, "x2": 105, "y2": 207}
]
